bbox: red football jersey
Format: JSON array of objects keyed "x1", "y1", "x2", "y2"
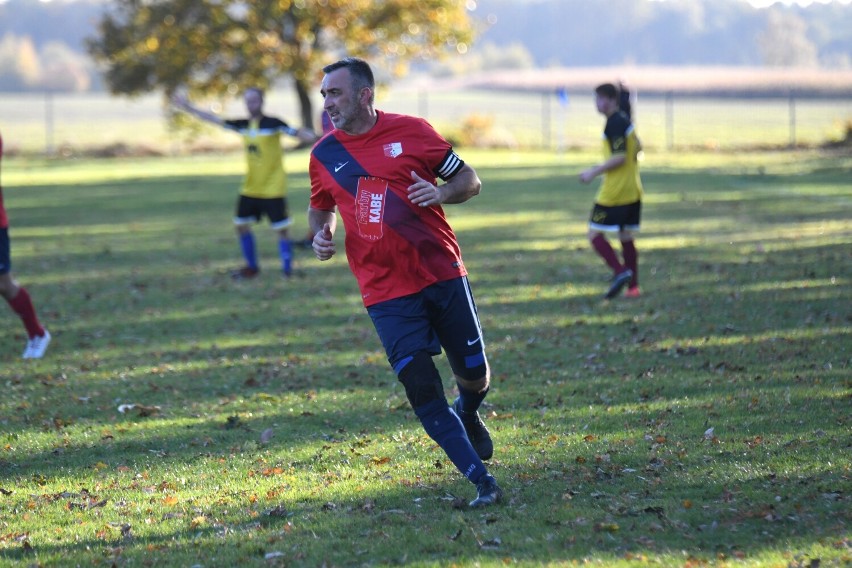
[{"x1": 309, "y1": 111, "x2": 468, "y2": 306}]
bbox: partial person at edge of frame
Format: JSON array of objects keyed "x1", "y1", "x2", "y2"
[{"x1": 0, "y1": 131, "x2": 51, "y2": 359}]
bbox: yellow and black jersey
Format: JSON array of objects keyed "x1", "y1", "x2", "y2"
[
  {"x1": 223, "y1": 116, "x2": 298, "y2": 199},
  {"x1": 597, "y1": 111, "x2": 643, "y2": 207}
]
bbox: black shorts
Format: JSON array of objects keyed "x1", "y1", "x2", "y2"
[
  {"x1": 0, "y1": 228, "x2": 10, "y2": 274},
  {"x1": 589, "y1": 201, "x2": 641, "y2": 233},
  {"x1": 234, "y1": 195, "x2": 292, "y2": 230}
]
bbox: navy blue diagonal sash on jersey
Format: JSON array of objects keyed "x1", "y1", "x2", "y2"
[
  {"x1": 313, "y1": 136, "x2": 448, "y2": 255},
  {"x1": 314, "y1": 135, "x2": 368, "y2": 193}
]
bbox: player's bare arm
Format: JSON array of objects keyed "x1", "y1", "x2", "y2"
[
  {"x1": 171, "y1": 93, "x2": 224, "y2": 126},
  {"x1": 407, "y1": 165, "x2": 481, "y2": 207},
  {"x1": 308, "y1": 207, "x2": 337, "y2": 261},
  {"x1": 579, "y1": 154, "x2": 626, "y2": 184},
  {"x1": 296, "y1": 128, "x2": 319, "y2": 144}
]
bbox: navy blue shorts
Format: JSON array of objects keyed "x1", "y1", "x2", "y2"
[
  {"x1": 367, "y1": 276, "x2": 487, "y2": 380},
  {"x1": 0, "y1": 228, "x2": 10, "y2": 274},
  {"x1": 234, "y1": 195, "x2": 292, "y2": 230}
]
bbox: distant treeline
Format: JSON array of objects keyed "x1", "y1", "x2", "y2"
[
  {"x1": 470, "y1": 0, "x2": 852, "y2": 69},
  {"x1": 0, "y1": 0, "x2": 851, "y2": 93},
  {"x1": 461, "y1": 66, "x2": 852, "y2": 98}
]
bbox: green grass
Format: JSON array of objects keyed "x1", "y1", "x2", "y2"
[{"x1": 1, "y1": 147, "x2": 850, "y2": 567}]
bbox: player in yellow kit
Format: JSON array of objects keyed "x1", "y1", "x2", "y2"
[
  {"x1": 173, "y1": 88, "x2": 317, "y2": 278},
  {"x1": 579, "y1": 83, "x2": 643, "y2": 299}
]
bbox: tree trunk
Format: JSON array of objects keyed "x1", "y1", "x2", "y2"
[{"x1": 294, "y1": 78, "x2": 314, "y2": 131}]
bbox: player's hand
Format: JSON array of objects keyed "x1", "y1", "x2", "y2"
[
  {"x1": 171, "y1": 91, "x2": 189, "y2": 109},
  {"x1": 312, "y1": 223, "x2": 336, "y2": 261},
  {"x1": 298, "y1": 128, "x2": 319, "y2": 144},
  {"x1": 578, "y1": 168, "x2": 596, "y2": 184},
  {"x1": 407, "y1": 171, "x2": 443, "y2": 207}
]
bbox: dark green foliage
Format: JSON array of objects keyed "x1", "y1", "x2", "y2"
[{"x1": 84, "y1": 0, "x2": 475, "y2": 127}]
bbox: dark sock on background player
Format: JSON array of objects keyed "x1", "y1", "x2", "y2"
[
  {"x1": 239, "y1": 232, "x2": 258, "y2": 271},
  {"x1": 278, "y1": 238, "x2": 293, "y2": 276},
  {"x1": 7, "y1": 287, "x2": 44, "y2": 338},
  {"x1": 591, "y1": 234, "x2": 625, "y2": 274},
  {"x1": 621, "y1": 239, "x2": 638, "y2": 288}
]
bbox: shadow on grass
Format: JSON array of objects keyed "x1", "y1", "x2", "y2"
[{"x1": 1, "y1": 159, "x2": 849, "y2": 564}]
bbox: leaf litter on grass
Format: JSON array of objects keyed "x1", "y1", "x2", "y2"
[{"x1": 1, "y1": 149, "x2": 850, "y2": 566}]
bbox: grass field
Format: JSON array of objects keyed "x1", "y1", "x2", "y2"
[{"x1": 0, "y1": 147, "x2": 850, "y2": 567}]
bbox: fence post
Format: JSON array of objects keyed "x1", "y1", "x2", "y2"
[
  {"x1": 788, "y1": 92, "x2": 796, "y2": 148},
  {"x1": 665, "y1": 91, "x2": 674, "y2": 150},
  {"x1": 45, "y1": 91, "x2": 55, "y2": 156}
]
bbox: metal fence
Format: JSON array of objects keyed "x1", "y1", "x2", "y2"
[
  {"x1": 1, "y1": 88, "x2": 850, "y2": 155},
  {"x1": 381, "y1": 88, "x2": 852, "y2": 151}
]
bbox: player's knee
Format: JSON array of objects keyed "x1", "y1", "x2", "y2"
[
  {"x1": 397, "y1": 351, "x2": 446, "y2": 409},
  {"x1": 456, "y1": 374, "x2": 489, "y2": 395},
  {"x1": 0, "y1": 275, "x2": 17, "y2": 299},
  {"x1": 454, "y1": 352, "x2": 489, "y2": 393}
]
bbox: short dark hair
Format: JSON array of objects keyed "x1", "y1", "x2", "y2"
[
  {"x1": 594, "y1": 83, "x2": 619, "y2": 100},
  {"x1": 323, "y1": 57, "x2": 375, "y2": 96},
  {"x1": 245, "y1": 87, "x2": 264, "y2": 100}
]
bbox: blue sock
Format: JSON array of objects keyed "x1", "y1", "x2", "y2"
[
  {"x1": 278, "y1": 238, "x2": 293, "y2": 276},
  {"x1": 415, "y1": 399, "x2": 487, "y2": 483},
  {"x1": 239, "y1": 232, "x2": 258, "y2": 270},
  {"x1": 456, "y1": 385, "x2": 489, "y2": 414}
]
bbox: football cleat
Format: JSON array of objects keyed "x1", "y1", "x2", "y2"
[
  {"x1": 469, "y1": 474, "x2": 503, "y2": 508},
  {"x1": 23, "y1": 329, "x2": 51, "y2": 359},
  {"x1": 230, "y1": 266, "x2": 260, "y2": 280},
  {"x1": 605, "y1": 269, "x2": 633, "y2": 299}
]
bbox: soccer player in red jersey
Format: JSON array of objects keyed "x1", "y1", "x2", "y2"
[
  {"x1": 0, "y1": 132, "x2": 51, "y2": 359},
  {"x1": 308, "y1": 58, "x2": 502, "y2": 508}
]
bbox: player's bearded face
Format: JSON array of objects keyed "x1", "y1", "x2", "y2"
[
  {"x1": 322, "y1": 68, "x2": 368, "y2": 134},
  {"x1": 327, "y1": 92, "x2": 358, "y2": 131}
]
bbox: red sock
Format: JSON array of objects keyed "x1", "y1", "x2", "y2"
[
  {"x1": 621, "y1": 240, "x2": 638, "y2": 288},
  {"x1": 591, "y1": 234, "x2": 624, "y2": 274},
  {"x1": 6, "y1": 287, "x2": 44, "y2": 339}
]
